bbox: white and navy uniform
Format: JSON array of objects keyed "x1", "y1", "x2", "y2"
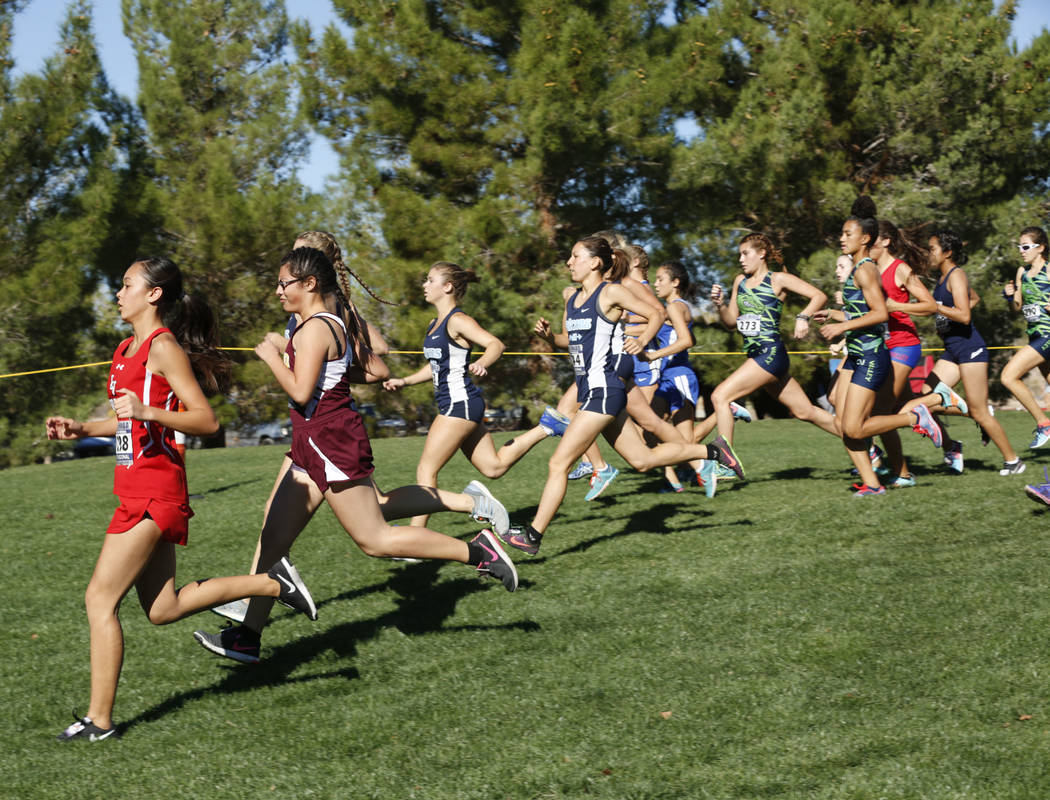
[
  {"x1": 286, "y1": 312, "x2": 374, "y2": 492},
  {"x1": 423, "y1": 308, "x2": 485, "y2": 422},
  {"x1": 566, "y1": 283, "x2": 628, "y2": 415}
]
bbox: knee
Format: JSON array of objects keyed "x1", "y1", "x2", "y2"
[
  {"x1": 356, "y1": 527, "x2": 394, "y2": 559},
  {"x1": 147, "y1": 605, "x2": 177, "y2": 626},
  {"x1": 841, "y1": 420, "x2": 864, "y2": 440},
  {"x1": 711, "y1": 386, "x2": 729, "y2": 406},
  {"x1": 478, "y1": 463, "x2": 506, "y2": 479}
]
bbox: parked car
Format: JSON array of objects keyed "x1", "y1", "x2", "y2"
[
  {"x1": 375, "y1": 415, "x2": 408, "y2": 437},
  {"x1": 73, "y1": 436, "x2": 115, "y2": 458},
  {"x1": 228, "y1": 421, "x2": 289, "y2": 446}
]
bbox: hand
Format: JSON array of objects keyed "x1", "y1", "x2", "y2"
[
  {"x1": 811, "y1": 309, "x2": 831, "y2": 323},
  {"x1": 45, "y1": 416, "x2": 82, "y2": 440},
  {"x1": 534, "y1": 317, "x2": 552, "y2": 340},
  {"x1": 382, "y1": 377, "x2": 406, "y2": 391},
  {"x1": 264, "y1": 332, "x2": 288, "y2": 350},
  {"x1": 468, "y1": 362, "x2": 488, "y2": 378},
  {"x1": 1003, "y1": 280, "x2": 1016, "y2": 297},
  {"x1": 819, "y1": 322, "x2": 844, "y2": 341},
  {"x1": 254, "y1": 337, "x2": 281, "y2": 364},
  {"x1": 709, "y1": 284, "x2": 724, "y2": 307},
  {"x1": 622, "y1": 336, "x2": 643, "y2": 355},
  {"x1": 792, "y1": 318, "x2": 810, "y2": 340},
  {"x1": 112, "y1": 388, "x2": 146, "y2": 420},
  {"x1": 833, "y1": 290, "x2": 843, "y2": 306}
]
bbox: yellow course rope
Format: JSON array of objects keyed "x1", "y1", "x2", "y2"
[{"x1": 0, "y1": 345, "x2": 1023, "y2": 381}]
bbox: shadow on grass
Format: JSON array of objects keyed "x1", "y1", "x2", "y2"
[
  {"x1": 193, "y1": 477, "x2": 267, "y2": 496},
  {"x1": 120, "y1": 560, "x2": 538, "y2": 734},
  {"x1": 554, "y1": 501, "x2": 717, "y2": 557}
]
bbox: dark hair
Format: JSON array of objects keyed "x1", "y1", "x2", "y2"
[
  {"x1": 577, "y1": 235, "x2": 616, "y2": 275},
  {"x1": 295, "y1": 230, "x2": 394, "y2": 307},
  {"x1": 282, "y1": 246, "x2": 364, "y2": 349},
  {"x1": 739, "y1": 232, "x2": 785, "y2": 267},
  {"x1": 431, "y1": 261, "x2": 479, "y2": 301},
  {"x1": 591, "y1": 229, "x2": 628, "y2": 250},
  {"x1": 931, "y1": 230, "x2": 968, "y2": 266},
  {"x1": 1020, "y1": 226, "x2": 1049, "y2": 253},
  {"x1": 137, "y1": 257, "x2": 230, "y2": 394},
  {"x1": 657, "y1": 260, "x2": 693, "y2": 300},
  {"x1": 607, "y1": 249, "x2": 632, "y2": 281},
  {"x1": 877, "y1": 219, "x2": 928, "y2": 272},
  {"x1": 851, "y1": 195, "x2": 877, "y2": 219}
]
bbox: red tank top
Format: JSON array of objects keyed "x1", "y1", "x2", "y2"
[
  {"x1": 108, "y1": 328, "x2": 187, "y2": 502},
  {"x1": 880, "y1": 258, "x2": 920, "y2": 348}
]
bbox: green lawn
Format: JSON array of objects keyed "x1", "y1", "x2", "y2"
[{"x1": 3, "y1": 412, "x2": 1049, "y2": 799}]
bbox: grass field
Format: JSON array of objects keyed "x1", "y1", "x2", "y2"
[{"x1": 3, "y1": 411, "x2": 1050, "y2": 799}]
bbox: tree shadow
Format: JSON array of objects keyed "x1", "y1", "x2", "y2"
[{"x1": 119, "y1": 560, "x2": 538, "y2": 734}]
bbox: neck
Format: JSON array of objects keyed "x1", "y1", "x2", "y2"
[
  {"x1": 433, "y1": 296, "x2": 456, "y2": 315},
  {"x1": 130, "y1": 310, "x2": 164, "y2": 342},
  {"x1": 580, "y1": 272, "x2": 603, "y2": 291}
]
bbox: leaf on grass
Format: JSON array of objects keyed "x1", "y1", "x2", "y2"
[
  {"x1": 1019, "y1": 714, "x2": 1033, "y2": 721},
  {"x1": 660, "y1": 710, "x2": 672, "y2": 719}
]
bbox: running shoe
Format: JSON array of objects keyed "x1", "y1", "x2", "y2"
[
  {"x1": 714, "y1": 463, "x2": 737, "y2": 481},
  {"x1": 497, "y1": 522, "x2": 542, "y2": 556},
  {"x1": 1029, "y1": 423, "x2": 1050, "y2": 449},
  {"x1": 699, "y1": 460, "x2": 717, "y2": 498},
  {"x1": 193, "y1": 624, "x2": 262, "y2": 664},
  {"x1": 869, "y1": 444, "x2": 884, "y2": 469},
  {"x1": 659, "y1": 480, "x2": 684, "y2": 494},
  {"x1": 933, "y1": 381, "x2": 968, "y2": 414},
  {"x1": 464, "y1": 480, "x2": 510, "y2": 538},
  {"x1": 1024, "y1": 469, "x2": 1050, "y2": 507},
  {"x1": 211, "y1": 598, "x2": 249, "y2": 624},
  {"x1": 911, "y1": 404, "x2": 943, "y2": 448},
  {"x1": 999, "y1": 458, "x2": 1026, "y2": 476},
  {"x1": 539, "y1": 406, "x2": 570, "y2": 437},
  {"x1": 56, "y1": 712, "x2": 119, "y2": 742},
  {"x1": 943, "y1": 441, "x2": 964, "y2": 474},
  {"x1": 853, "y1": 484, "x2": 886, "y2": 498},
  {"x1": 585, "y1": 464, "x2": 620, "y2": 500},
  {"x1": 710, "y1": 435, "x2": 745, "y2": 481},
  {"x1": 567, "y1": 460, "x2": 593, "y2": 480},
  {"x1": 888, "y1": 474, "x2": 916, "y2": 488},
  {"x1": 470, "y1": 530, "x2": 518, "y2": 592},
  {"x1": 268, "y1": 557, "x2": 317, "y2": 620},
  {"x1": 730, "y1": 402, "x2": 752, "y2": 423}
]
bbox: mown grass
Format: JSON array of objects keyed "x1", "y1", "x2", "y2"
[{"x1": 3, "y1": 411, "x2": 1049, "y2": 799}]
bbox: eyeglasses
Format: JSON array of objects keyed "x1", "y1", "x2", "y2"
[
  {"x1": 277, "y1": 277, "x2": 302, "y2": 290},
  {"x1": 1018, "y1": 243, "x2": 1043, "y2": 253}
]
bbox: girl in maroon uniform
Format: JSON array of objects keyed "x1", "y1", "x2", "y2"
[{"x1": 47, "y1": 257, "x2": 317, "y2": 742}]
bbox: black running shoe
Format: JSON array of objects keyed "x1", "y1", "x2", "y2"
[
  {"x1": 193, "y1": 624, "x2": 261, "y2": 664},
  {"x1": 268, "y1": 557, "x2": 317, "y2": 620},
  {"x1": 56, "y1": 712, "x2": 119, "y2": 742},
  {"x1": 471, "y1": 530, "x2": 519, "y2": 592},
  {"x1": 497, "y1": 523, "x2": 542, "y2": 556}
]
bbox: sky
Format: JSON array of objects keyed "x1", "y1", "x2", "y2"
[{"x1": 10, "y1": 1, "x2": 1050, "y2": 192}]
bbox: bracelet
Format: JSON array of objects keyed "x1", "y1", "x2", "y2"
[{"x1": 796, "y1": 314, "x2": 811, "y2": 321}]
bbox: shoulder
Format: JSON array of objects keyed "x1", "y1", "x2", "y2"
[{"x1": 561, "y1": 286, "x2": 576, "y2": 301}]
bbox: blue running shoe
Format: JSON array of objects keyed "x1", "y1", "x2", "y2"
[
  {"x1": 933, "y1": 381, "x2": 968, "y2": 414},
  {"x1": 585, "y1": 464, "x2": 619, "y2": 500},
  {"x1": 853, "y1": 484, "x2": 886, "y2": 498},
  {"x1": 1025, "y1": 469, "x2": 1050, "y2": 507},
  {"x1": 710, "y1": 435, "x2": 745, "y2": 481},
  {"x1": 539, "y1": 406, "x2": 570, "y2": 437},
  {"x1": 658, "y1": 480, "x2": 684, "y2": 494},
  {"x1": 868, "y1": 444, "x2": 884, "y2": 469},
  {"x1": 730, "y1": 402, "x2": 752, "y2": 423},
  {"x1": 568, "y1": 460, "x2": 593, "y2": 480},
  {"x1": 1029, "y1": 423, "x2": 1050, "y2": 449},
  {"x1": 714, "y1": 463, "x2": 737, "y2": 481},
  {"x1": 699, "y1": 460, "x2": 717, "y2": 498},
  {"x1": 911, "y1": 404, "x2": 942, "y2": 448},
  {"x1": 888, "y1": 474, "x2": 916, "y2": 488},
  {"x1": 943, "y1": 440, "x2": 963, "y2": 474}
]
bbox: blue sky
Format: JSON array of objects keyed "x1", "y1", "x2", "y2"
[{"x1": 10, "y1": 1, "x2": 1050, "y2": 192}]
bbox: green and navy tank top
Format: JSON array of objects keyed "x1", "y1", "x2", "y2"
[
  {"x1": 735, "y1": 273, "x2": 782, "y2": 354},
  {"x1": 842, "y1": 261, "x2": 888, "y2": 358},
  {"x1": 1020, "y1": 266, "x2": 1050, "y2": 339}
]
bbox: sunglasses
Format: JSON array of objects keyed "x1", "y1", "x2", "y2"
[
  {"x1": 277, "y1": 277, "x2": 303, "y2": 290},
  {"x1": 1018, "y1": 243, "x2": 1043, "y2": 253}
]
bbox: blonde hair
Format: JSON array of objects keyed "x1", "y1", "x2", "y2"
[{"x1": 295, "y1": 230, "x2": 395, "y2": 306}]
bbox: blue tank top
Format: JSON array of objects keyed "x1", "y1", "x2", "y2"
[
  {"x1": 842, "y1": 261, "x2": 888, "y2": 357},
  {"x1": 1020, "y1": 266, "x2": 1050, "y2": 338},
  {"x1": 566, "y1": 282, "x2": 621, "y2": 394},
  {"x1": 423, "y1": 308, "x2": 482, "y2": 410},
  {"x1": 654, "y1": 298, "x2": 693, "y2": 370},
  {"x1": 735, "y1": 273, "x2": 782, "y2": 354},
  {"x1": 932, "y1": 267, "x2": 975, "y2": 341}
]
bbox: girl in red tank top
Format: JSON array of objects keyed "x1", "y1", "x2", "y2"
[{"x1": 46, "y1": 257, "x2": 317, "y2": 741}]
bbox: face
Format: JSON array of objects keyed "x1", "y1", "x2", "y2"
[
  {"x1": 116, "y1": 262, "x2": 159, "y2": 322},
  {"x1": 422, "y1": 268, "x2": 450, "y2": 303},
  {"x1": 567, "y1": 242, "x2": 601, "y2": 282},
  {"x1": 840, "y1": 220, "x2": 868, "y2": 256},
  {"x1": 738, "y1": 242, "x2": 765, "y2": 275},
  {"x1": 928, "y1": 237, "x2": 945, "y2": 268},
  {"x1": 653, "y1": 267, "x2": 676, "y2": 299},
  {"x1": 835, "y1": 255, "x2": 853, "y2": 283},
  {"x1": 1019, "y1": 233, "x2": 1045, "y2": 265},
  {"x1": 870, "y1": 234, "x2": 890, "y2": 260},
  {"x1": 275, "y1": 263, "x2": 306, "y2": 312}
]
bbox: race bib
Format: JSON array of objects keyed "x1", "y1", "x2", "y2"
[
  {"x1": 1022, "y1": 303, "x2": 1043, "y2": 322},
  {"x1": 569, "y1": 344, "x2": 586, "y2": 374},
  {"x1": 736, "y1": 313, "x2": 761, "y2": 337},
  {"x1": 115, "y1": 419, "x2": 133, "y2": 467},
  {"x1": 429, "y1": 360, "x2": 440, "y2": 389},
  {"x1": 935, "y1": 313, "x2": 950, "y2": 333}
]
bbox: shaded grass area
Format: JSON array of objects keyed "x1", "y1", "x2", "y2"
[{"x1": 3, "y1": 411, "x2": 1049, "y2": 799}]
